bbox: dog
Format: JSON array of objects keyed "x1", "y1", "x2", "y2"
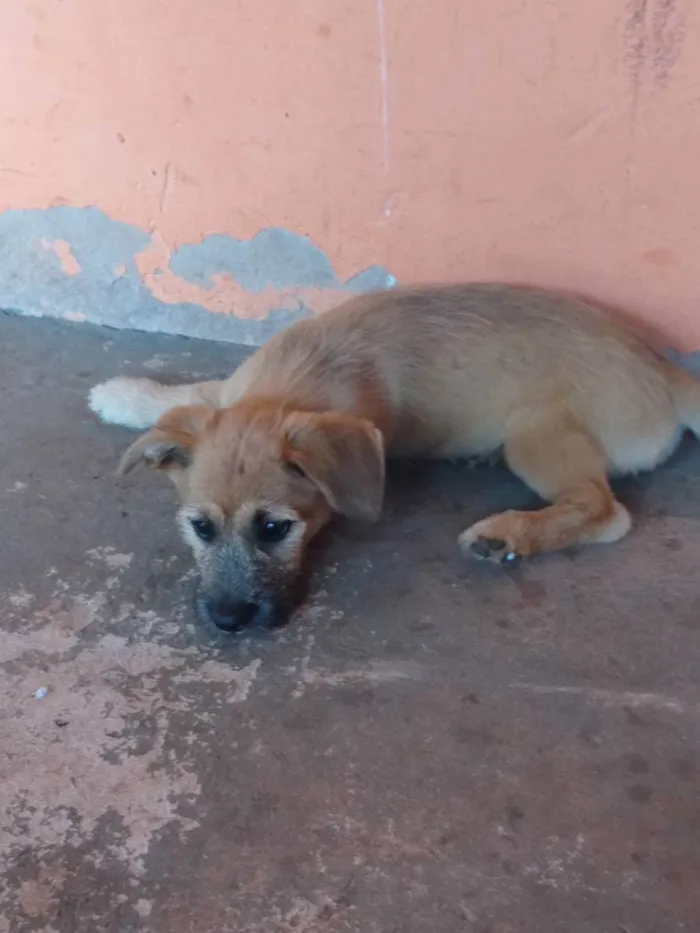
[{"x1": 89, "y1": 284, "x2": 700, "y2": 632}]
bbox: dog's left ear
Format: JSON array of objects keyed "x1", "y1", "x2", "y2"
[
  {"x1": 283, "y1": 411, "x2": 385, "y2": 520},
  {"x1": 117, "y1": 405, "x2": 214, "y2": 476}
]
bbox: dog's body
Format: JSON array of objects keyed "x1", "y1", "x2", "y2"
[{"x1": 90, "y1": 284, "x2": 700, "y2": 630}]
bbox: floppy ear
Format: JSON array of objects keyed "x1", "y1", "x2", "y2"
[
  {"x1": 117, "y1": 405, "x2": 214, "y2": 476},
  {"x1": 283, "y1": 411, "x2": 385, "y2": 520}
]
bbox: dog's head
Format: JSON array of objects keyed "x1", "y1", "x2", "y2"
[{"x1": 118, "y1": 399, "x2": 385, "y2": 632}]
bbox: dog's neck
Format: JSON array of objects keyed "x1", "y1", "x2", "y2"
[{"x1": 237, "y1": 376, "x2": 395, "y2": 446}]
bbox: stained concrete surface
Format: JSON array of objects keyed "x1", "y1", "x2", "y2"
[{"x1": 1, "y1": 310, "x2": 700, "y2": 933}]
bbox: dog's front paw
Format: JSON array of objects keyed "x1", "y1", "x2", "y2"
[{"x1": 458, "y1": 514, "x2": 524, "y2": 565}]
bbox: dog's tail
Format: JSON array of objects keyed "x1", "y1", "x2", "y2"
[
  {"x1": 668, "y1": 364, "x2": 700, "y2": 438},
  {"x1": 88, "y1": 377, "x2": 225, "y2": 430}
]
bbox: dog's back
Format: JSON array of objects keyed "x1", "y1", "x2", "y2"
[{"x1": 221, "y1": 284, "x2": 691, "y2": 472}]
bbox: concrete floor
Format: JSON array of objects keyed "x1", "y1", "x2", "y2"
[{"x1": 1, "y1": 311, "x2": 700, "y2": 933}]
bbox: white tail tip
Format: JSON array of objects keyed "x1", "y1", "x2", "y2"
[{"x1": 88, "y1": 377, "x2": 166, "y2": 430}]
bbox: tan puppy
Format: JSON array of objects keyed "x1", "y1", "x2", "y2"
[{"x1": 90, "y1": 284, "x2": 700, "y2": 632}]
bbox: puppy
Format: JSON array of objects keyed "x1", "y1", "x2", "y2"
[{"x1": 89, "y1": 284, "x2": 700, "y2": 632}]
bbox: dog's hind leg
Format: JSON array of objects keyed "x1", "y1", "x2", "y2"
[
  {"x1": 89, "y1": 377, "x2": 225, "y2": 430},
  {"x1": 459, "y1": 411, "x2": 631, "y2": 563}
]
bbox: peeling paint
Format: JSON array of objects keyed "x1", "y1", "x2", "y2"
[
  {"x1": 40, "y1": 238, "x2": 82, "y2": 276},
  {"x1": 3, "y1": 681, "x2": 199, "y2": 890},
  {"x1": 1, "y1": 563, "x2": 206, "y2": 923},
  {"x1": 86, "y1": 546, "x2": 134, "y2": 571},
  {"x1": 174, "y1": 658, "x2": 262, "y2": 703},
  {"x1": 0, "y1": 207, "x2": 396, "y2": 345},
  {"x1": 2, "y1": 591, "x2": 105, "y2": 662},
  {"x1": 137, "y1": 228, "x2": 393, "y2": 321}
]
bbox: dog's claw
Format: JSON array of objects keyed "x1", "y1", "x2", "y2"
[{"x1": 469, "y1": 536, "x2": 520, "y2": 565}]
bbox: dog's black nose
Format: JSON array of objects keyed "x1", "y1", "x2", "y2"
[{"x1": 204, "y1": 598, "x2": 259, "y2": 632}]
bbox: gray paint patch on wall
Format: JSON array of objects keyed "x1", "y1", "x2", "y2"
[
  {"x1": 170, "y1": 226, "x2": 393, "y2": 294},
  {"x1": 0, "y1": 207, "x2": 396, "y2": 345}
]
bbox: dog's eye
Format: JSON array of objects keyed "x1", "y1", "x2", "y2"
[
  {"x1": 191, "y1": 517, "x2": 217, "y2": 542},
  {"x1": 254, "y1": 514, "x2": 293, "y2": 545}
]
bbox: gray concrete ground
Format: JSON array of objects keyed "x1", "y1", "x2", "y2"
[{"x1": 1, "y1": 310, "x2": 700, "y2": 933}]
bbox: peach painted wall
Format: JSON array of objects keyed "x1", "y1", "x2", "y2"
[{"x1": 1, "y1": 0, "x2": 700, "y2": 348}]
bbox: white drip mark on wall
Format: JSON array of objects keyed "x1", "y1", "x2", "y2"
[
  {"x1": 159, "y1": 161, "x2": 176, "y2": 215},
  {"x1": 376, "y1": 0, "x2": 390, "y2": 175}
]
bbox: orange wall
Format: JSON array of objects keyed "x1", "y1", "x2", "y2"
[{"x1": 2, "y1": 0, "x2": 700, "y2": 348}]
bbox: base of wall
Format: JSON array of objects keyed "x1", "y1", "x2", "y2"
[
  {"x1": 3, "y1": 204, "x2": 700, "y2": 376},
  {"x1": 0, "y1": 206, "x2": 396, "y2": 347}
]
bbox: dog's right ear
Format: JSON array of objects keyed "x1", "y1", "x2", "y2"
[
  {"x1": 117, "y1": 405, "x2": 214, "y2": 476},
  {"x1": 282, "y1": 410, "x2": 385, "y2": 520}
]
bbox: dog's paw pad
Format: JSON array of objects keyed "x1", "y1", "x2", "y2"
[
  {"x1": 470, "y1": 536, "x2": 505, "y2": 559},
  {"x1": 460, "y1": 531, "x2": 521, "y2": 566}
]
